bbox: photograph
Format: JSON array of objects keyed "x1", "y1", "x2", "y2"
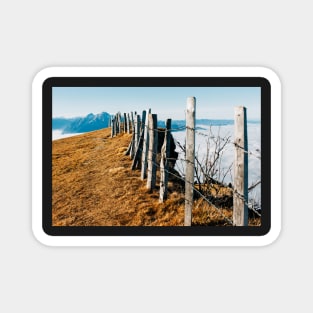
[{"x1": 51, "y1": 85, "x2": 263, "y2": 229}]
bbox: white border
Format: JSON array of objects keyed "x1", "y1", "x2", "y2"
[{"x1": 32, "y1": 67, "x2": 281, "y2": 246}]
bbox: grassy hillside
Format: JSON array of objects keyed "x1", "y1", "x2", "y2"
[{"x1": 52, "y1": 128, "x2": 260, "y2": 226}]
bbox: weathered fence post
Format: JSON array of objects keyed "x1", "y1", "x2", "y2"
[
  {"x1": 135, "y1": 114, "x2": 140, "y2": 148},
  {"x1": 133, "y1": 114, "x2": 138, "y2": 149},
  {"x1": 233, "y1": 106, "x2": 248, "y2": 226},
  {"x1": 110, "y1": 116, "x2": 113, "y2": 137},
  {"x1": 141, "y1": 109, "x2": 151, "y2": 179},
  {"x1": 124, "y1": 113, "x2": 127, "y2": 133},
  {"x1": 115, "y1": 113, "x2": 119, "y2": 135},
  {"x1": 131, "y1": 110, "x2": 146, "y2": 170},
  {"x1": 141, "y1": 110, "x2": 146, "y2": 132},
  {"x1": 185, "y1": 97, "x2": 196, "y2": 226},
  {"x1": 130, "y1": 112, "x2": 134, "y2": 133},
  {"x1": 115, "y1": 115, "x2": 118, "y2": 136},
  {"x1": 147, "y1": 114, "x2": 158, "y2": 191},
  {"x1": 111, "y1": 116, "x2": 115, "y2": 138},
  {"x1": 127, "y1": 113, "x2": 131, "y2": 134},
  {"x1": 130, "y1": 112, "x2": 136, "y2": 159},
  {"x1": 118, "y1": 112, "x2": 122, "y2": 134},
  {"x1": 159, "y1": 119, "x2": 171, "y2": 202}
]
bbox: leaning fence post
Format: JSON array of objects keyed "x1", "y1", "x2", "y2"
[
  {"x1": 135, "y1": 114, "x2": 140, "y2": 148},
  {"x1": 147, "y1": 114, "x2": 158, "y2": 191},
  {"x1": 133, "y1": 114, "x2": 138, "y2": 149},
  {"x1": 131, "y1": 114, "x2": 140, "y2": 159},
  {"x1": 185, "y1": 97, "x2": 196, "y2": 226},
  {"x1": 141, "y1": 109, "x2": 151, "y2": 179},
  {"x1": 233, "y1": 106, "x2": 248, "y2": 226},
  {"x1": 159, "y1": 119, "x2": 171, "y2": 202},
  {"x1": 131, "y1": 110, "x2": 146, "y2": 170}
]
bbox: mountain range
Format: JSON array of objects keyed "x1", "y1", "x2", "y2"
[
  {"x1": 53, "y1": 112, "x2": 111, "y2": 134},
  {"x1": 53, "y1": 112, "x2": 250, "y2": 135}
]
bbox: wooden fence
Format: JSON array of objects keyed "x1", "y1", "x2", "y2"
[{"x1": 110, "y1": 99, "x2": 251, "y2": 226}]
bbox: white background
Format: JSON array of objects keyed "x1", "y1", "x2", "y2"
[{"x1": 0, "y1": 1, "x2": 310, "y2": 312}]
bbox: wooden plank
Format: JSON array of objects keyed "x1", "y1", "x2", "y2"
[
  {"x1": 185, "y1": 97, "x2": 196, "y2": 226},
  {"x1": 159, "y1": 119, "x2": 171, "y2": 202},
  {"x1": 147, "y1": 114, "x2": 158, "y2": 191},
  {"x1": 233, "y1": 106, "x2": 248, "y2": 226}
]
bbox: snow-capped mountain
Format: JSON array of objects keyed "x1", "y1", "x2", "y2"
[{"x1": 53, "y1": 112, "x2": 111, "y2": 134}]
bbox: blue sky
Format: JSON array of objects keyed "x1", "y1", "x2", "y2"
[{"x1": 52, "y1": 87, "x2": 261, "y2": 120}]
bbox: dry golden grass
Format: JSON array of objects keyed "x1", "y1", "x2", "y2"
[{"x1": 52, "y1": 128, "x2": 260, "y2": 226}]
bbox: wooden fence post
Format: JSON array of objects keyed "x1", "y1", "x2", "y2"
[
  {"x1": 124, "y1": 113, "x2": 127, "y2": 133},
  {"x1": 130, "y1": 112, "x2": 136, "y2": 159},
  {"x1": 141, "y1": 109, "x2": 151, "y2": 180},
  {"x1": 127, "y1": 113, "x2": 131, "y2": 134},
  {"x1": 111, "y1": 116, "x2": 115, "y2": 138},
  {"x1": 115, "y1": 115, "x2": 118, "y2": 136},
  {"x1": 135, "y1": 114, "x2": 140, "y2": 148},
  {"x1": 115, "y1": 113, "x2": 119, "y2": 135},
  {"x1": 131, "y1": 110, "x2": 146, "y2": 170},
  {"x1": 130, "y1": 112, "x2": 134, "y2": 133},
  {"x1": 147, "y1": 114, "x2": 158, "y2": 191},
  {"x1": 159, "y1": 119, "x2": 171, "y2": 202},
  {"x1": 133, "y1": 114, "x2": 138, "y2": 149},
  {"x1": 141, "y1": 110, "x2": 146, "y2": 132},
  {"x1": 233, "y1": 106, "x2": 248, "y2": 226},
  {"x1": 118, "y1": 112, "x2": 122, "y2": 134},
  {"x1": 185, "y1": 97, "x2": 196, "y2": 226},
  {"x1": 119, "y1": 112, "x2": 122, "y2": 133},
  {"x1": 110, "y1": 116, "x2": 113, "y2": 137}
]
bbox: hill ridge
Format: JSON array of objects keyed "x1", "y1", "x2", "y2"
[{"x1": 52, "y1": 127, "x2": 260, "y2": 226}]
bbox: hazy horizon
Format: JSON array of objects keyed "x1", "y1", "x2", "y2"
[{"x1": 53, "y1": 86, "x2": 261, "y2": 121}]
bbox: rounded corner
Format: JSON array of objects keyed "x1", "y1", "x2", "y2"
[
  {"x1": 32, "y1": 67, "x2": 59, "y2": 90},
  {"x1": 256, "y1": 66, "x2": 282, "y2": 88},
  {"x1": 32, "y1": 225, "x2": 54, "y2": 247},
  {"x1": 259, "y1": 224, "x2": 282, "y2": 247}
]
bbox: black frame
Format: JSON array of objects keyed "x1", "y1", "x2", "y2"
[{"x1": 43, "y1": 77, "x2": 271, "y2": 236}]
